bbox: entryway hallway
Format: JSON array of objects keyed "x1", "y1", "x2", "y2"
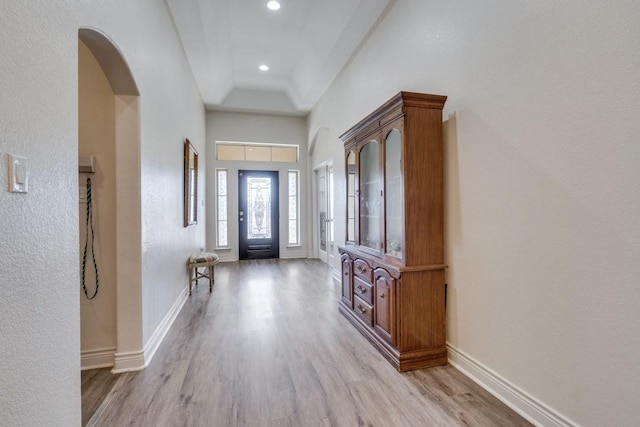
[{"x1": 83, "y1": 259, "x2": 530, "y2": 426}]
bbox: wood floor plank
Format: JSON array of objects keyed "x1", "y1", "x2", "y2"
[
  {"x1": 84, "y1": 259, "x2": 531, "y2": 426},
  {"x1": 80, "y1": 368, "x2": 122, "y2": 425}
]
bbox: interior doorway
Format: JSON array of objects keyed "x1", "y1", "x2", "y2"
[
  {"x1": 78, "y1": 26, "x2": 142, "y2": 423},
  {"x1": 78, "y1": 36, "x2": 118, "y2": 369},
  {"x1": 78, "y1": 28, "x2": 142, "y2": 375},
  {"x1": 315, "y1": 163, "x2": 334, "y2": 265},
  {"x1": 238, "y1": 170, "x2": 280, "y2": 260}
]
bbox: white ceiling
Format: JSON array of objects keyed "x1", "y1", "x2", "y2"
[{"x1": 166, "y1": 0, "x2": 392, "y2": 116}]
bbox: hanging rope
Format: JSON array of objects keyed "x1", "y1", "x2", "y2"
[{"x1": 81, "y1": 177, "x2": 100, "y2": 299}]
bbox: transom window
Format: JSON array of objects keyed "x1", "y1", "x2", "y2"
[{"x1": 216, "y1": 141, "x2": 298, "y2": 163}]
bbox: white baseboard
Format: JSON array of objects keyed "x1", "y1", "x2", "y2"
[
  {"x1": 142, "y1": 286, "x2": 189, "y2": 367},
  {"x1": 112, "y1": 286, "x2": 188, "y2": 373},
  {"x1": 331, "y1": 267, "x2": 341, "y2": 286},
  {"x1": 447, "y1": 344, "x2": 576, "y2": 427},
  {"x1": 81, "y1": 347, "x2": 116, "y2": 370},
  {"x1": 207, "y1": 254, "x2": 312, "y2": 262},
  {"x1": 280, "y1": 246, "x2": 308, "y2": 259},
  {"x1": 111, "y1": 349, "x2": 145, "y2": 373}
]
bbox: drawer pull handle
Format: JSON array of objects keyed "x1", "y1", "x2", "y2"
[
  {"x1": 357, "y1": 285, "x2": 366, "y2": 293},
  {"x1": 357, "y1": 265, "x2": 366, "y2": 273},
  {"x1": 357, "y1": 305, "x2": 366, "y2": 314},
  {"x1": 344, "y1": 271, "x2": 348, "y2": 276},
  {"x1": 379, "y1": 293, "x2": 385, "y2": 299}
]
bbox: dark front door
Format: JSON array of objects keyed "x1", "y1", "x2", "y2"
[{"x1": 238, "y1": 170, "x2": 279, "y2": 260}]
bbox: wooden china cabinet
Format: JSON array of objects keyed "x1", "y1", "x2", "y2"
[{"x1": 338, "y1": 92, "x2": 447, "y2": 371}]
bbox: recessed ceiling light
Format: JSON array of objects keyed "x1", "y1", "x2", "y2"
[
  {"x1": 266, "y1": 1, "x2": 281, "y2": 11},
  {"x1": 259, "y1": 64, "x2": 269, "y2": 71}
]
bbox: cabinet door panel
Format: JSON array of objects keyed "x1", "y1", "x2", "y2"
[
  {"x1": 341, "y1": 254, "x2": 352, "y2": 308},
  {"x1": 374, "y1": 268, "x2": 396, "y2": 344},
  {"x1": 358, "y1": 139, "x2": 382, "y2": 253},
  {"x1": 383, "y1": 123, "x2": 404, "y2": 259},
  {"x1": 346, "y1": 150, "x2": 357, "y2": 243}
]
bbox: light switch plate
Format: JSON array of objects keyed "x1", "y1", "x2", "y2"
[{"x1": 9, "y1": 154, "x2": 28, "y2": 193}]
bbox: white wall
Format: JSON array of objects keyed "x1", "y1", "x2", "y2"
[
  {"x1": 78, "y1": 2, "x2": 207, "y2": 370},
  {"x1": 80, "y1": 0, "x2": 207, "y2": 359},
  {"x1": 0, "y1": 2, "x2": 81, "y2": 425},
  {"x1": 206, "y1": 111, "x2": 308, "y2": 261},
  {"x1": 78, "y1": 40, "x2": 117, "y2": 364},
  {"x1": 1, "y1": 0, "x2": 206, "y2": 424},
  {"x1": 309, "y1": 1, "x2": 640, "y2": 426}
]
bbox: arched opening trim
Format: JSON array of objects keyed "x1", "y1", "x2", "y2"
[{"x1": 79, "y1": 28, "x2": 139, "y2": 96}]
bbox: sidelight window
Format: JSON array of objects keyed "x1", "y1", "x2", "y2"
[
  {"x1": 216, "y1": 169, "x2": 228, "y2": 247},
  {"x1": 288, "y1": 170, "x2": 299, "y2": 245}
]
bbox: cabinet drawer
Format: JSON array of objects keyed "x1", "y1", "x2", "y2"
[
  {"x1": 353, "y1": 296, "x2": 373, "y2": 326},
  {"x1": 353, "y1": 276, "x2": 373, "y2": 305},
  {"x1": 353, "y1": 259, "x2": 373, "y2": 282}
]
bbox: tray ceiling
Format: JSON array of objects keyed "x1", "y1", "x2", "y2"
[{"x1": 166, "y1": 0, "x2": 392, "y2": 115}]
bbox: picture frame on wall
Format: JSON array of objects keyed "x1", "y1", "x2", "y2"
[{"x1": 184, "y1": 138, "x2": 198, "y2": 227}]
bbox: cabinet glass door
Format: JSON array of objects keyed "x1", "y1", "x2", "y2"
[
  {"x1": 346, "y1": 150, "x2": 357, "y2": 243},
  {"x1": 359, "y1": 140, "x2": 381, "y2": 251},
  {"x1": 385, "y1": 129, "x2": 403, "y2": 258}
]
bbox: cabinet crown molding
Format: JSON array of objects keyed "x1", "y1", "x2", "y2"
[{"x1": 340, "y1": 92, "x2": 447, "y2": 143}]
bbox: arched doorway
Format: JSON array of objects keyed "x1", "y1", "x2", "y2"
[
  {"x1": 78, "y1": 28, "x2": 143, "y2": 374},
  {"x1": 308, "y1": 126, "x2": 336, "y2": 266}
]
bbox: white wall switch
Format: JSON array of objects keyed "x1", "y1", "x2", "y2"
[
  {"x1": 79, "y1": 186, "x2": 87, "y2": 202},
  {"x1": 8, "y1": 154, "x2": 28, "y2": 193}
]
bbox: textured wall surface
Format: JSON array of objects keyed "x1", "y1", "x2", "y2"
[
  {"x1": 1, "y1": 0, "x2": 205, "y2": 424},
  {"x1": 75, "y1": 0, "x2": 206, "y2": 357},
  {"x1": 206, "y1": 111, "x2": 308, "y2": 261},
  {"x1": 0, "y1": 1, "x2": 81, "y2": 425},
  {"x1": 72, "y1": 0, "x2": 206, "y2": 358},
  {"x1": 309, "y1": 1, "x2": 640, "y2": 425}
]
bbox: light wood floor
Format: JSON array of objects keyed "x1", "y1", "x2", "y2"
[
  {"x1": 81, "y1": 368, "x2": 121, "y2": 425},
  {"x1": 84, "y1": 259, "x2": 531, "y2": 426}
]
